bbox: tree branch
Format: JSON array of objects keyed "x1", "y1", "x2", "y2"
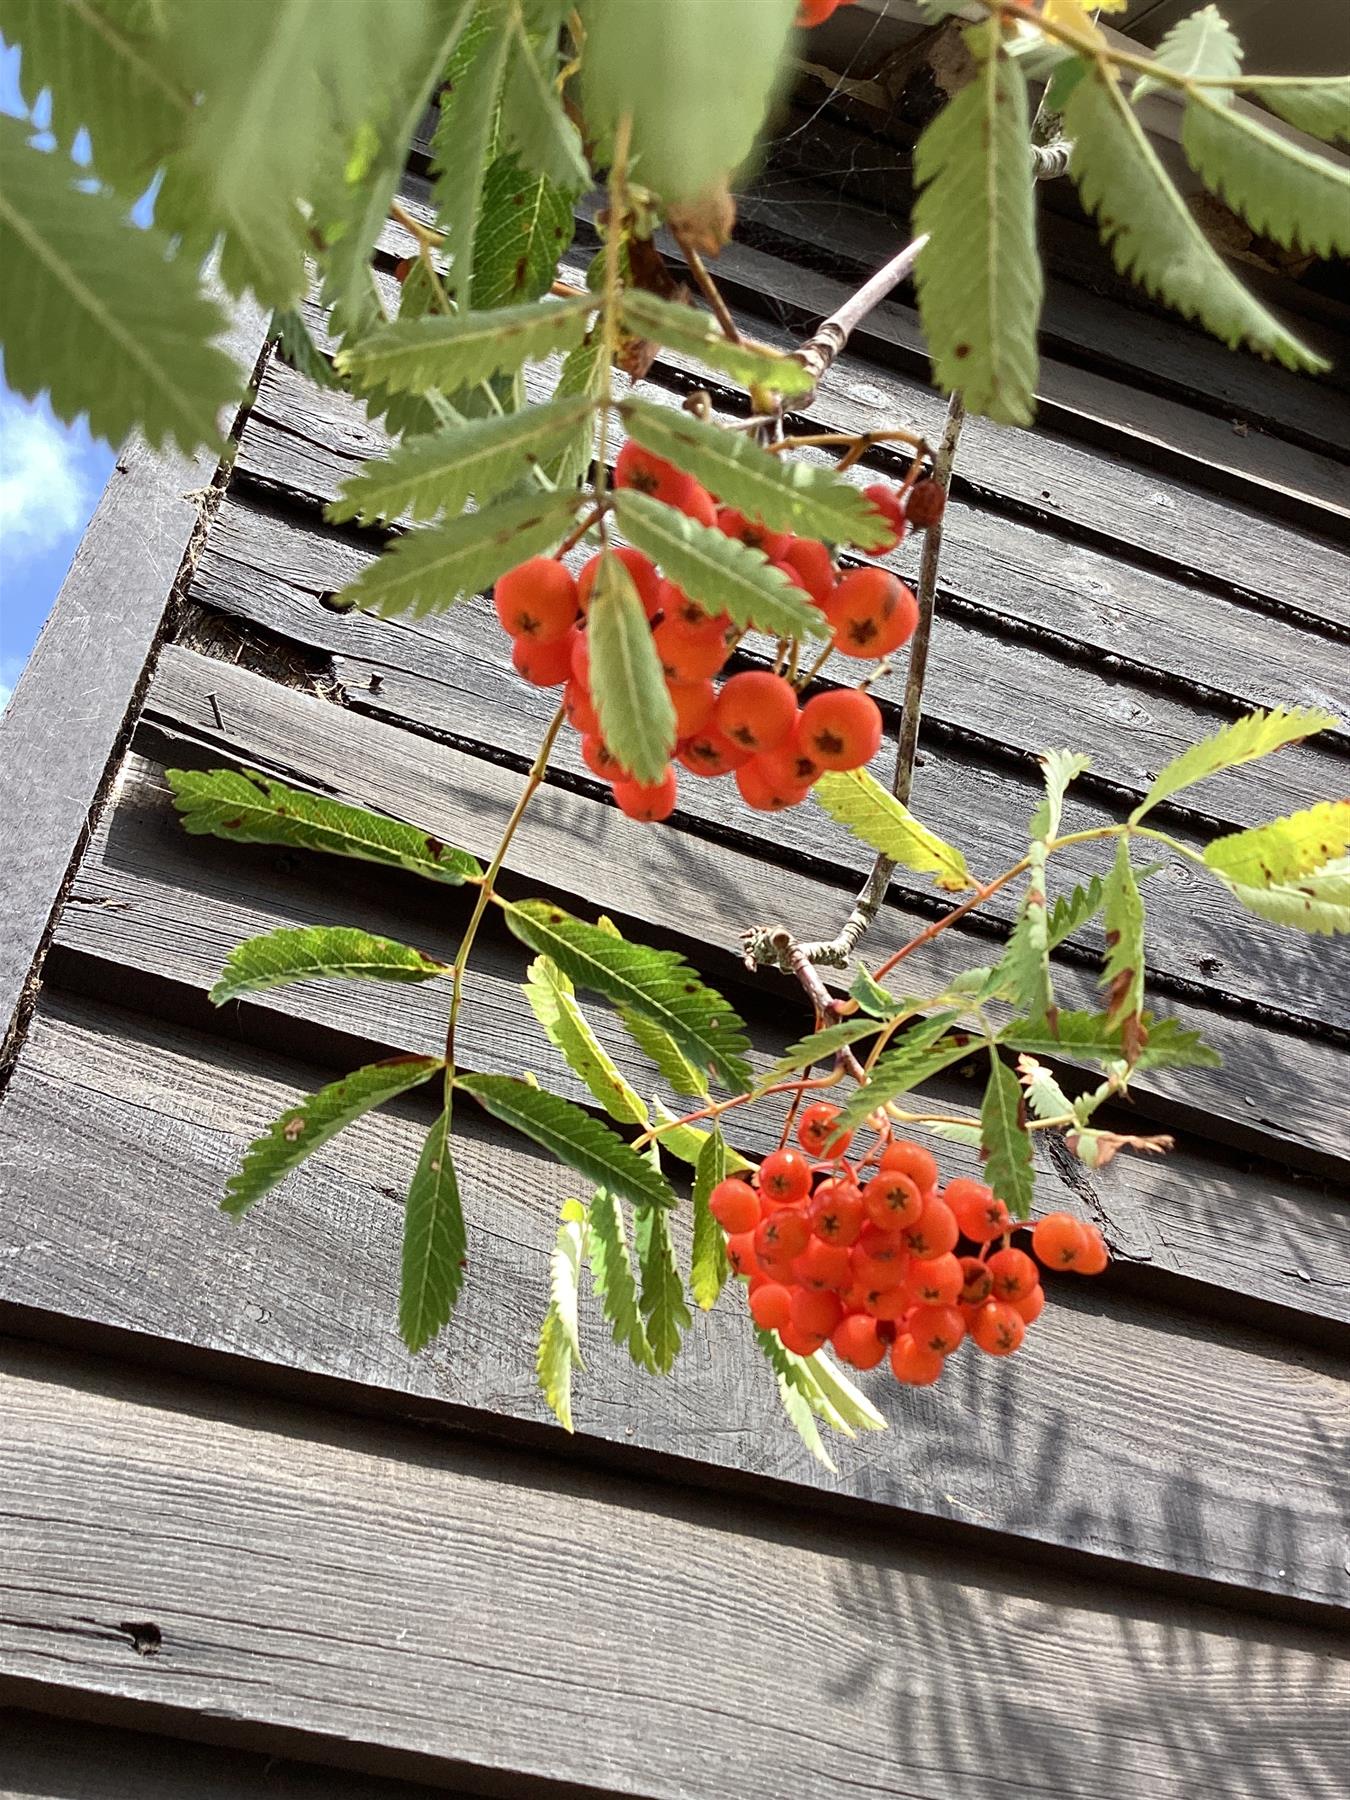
[{"x1": 792, "y1": 233, "x2": 930, "y2": 404}]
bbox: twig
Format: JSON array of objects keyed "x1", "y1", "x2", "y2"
[
  {"x1": 792, "y1": 233, "x2": 929, "y2": 404},
  {"x1": 766, "y1": 426, "x2": 932, "y2": 461},
  {"x1": 670, "y1": 224, "x2": 743, "y2": 346}
]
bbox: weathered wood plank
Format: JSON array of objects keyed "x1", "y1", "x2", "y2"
[
  {"x1": 2, "y1": 1055, "x2": 1349, "y2": 1623},
  {"x1": 138, "y1": 645, "x2": 1350, "y2": 1173},
  {"x1": 52, "y1": 752, "x2": 1350, "y2": 1324},
  {"x1": 0, "y1": 299, "x2": 270, "y2": 1063},
  {"x1": 184, "y1": 505, "x2": 1350, "y2": 1039}
]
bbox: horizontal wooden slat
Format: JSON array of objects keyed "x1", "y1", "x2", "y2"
[
  {"x1": 187, "y1": 497, "x2": 1350, "y2": 1040},
  {"x1": 5, "y1": 999, "x2": 1349, "y2": 1608},
  {"x1": 138, "y1": 645, "x2": 1350, "y2": 1175},
  {"x1": 3, "y1": 1343, "x2": 1349, "y2": 1799},
  {"x1": 52, "y1": 752, "x2": 1350, "y2": 1324}
]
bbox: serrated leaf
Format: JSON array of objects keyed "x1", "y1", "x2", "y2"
[
  {"x1": 621, "y1": 1009, "x2": 710, "y2": 1100},
  {"x1": 211, "y1": 925, "x2": 449, "y2": 1006},
  {"x1": 634, "y1": 1202, "x2": 691, "y2": 1372},
  {"x1": 997, "y1": 852, "x2": 1054, "y2": 1019},
  {"x1": 980, "y1": 1053, "x2": 1034, "y2": 1222},
  {"x1": 1001, "y1": 1010, "x2": 1220, "y2": 1071},
  {"x1": 328, "y1": 395, "x2": 595, "y2": 527},
  {"x1": 167, "y1": 767, "x2": 482, "y2": 884},
  {"x1": 649, "y1": 1098, "x2": 752, "y2": 1172},
  {"x1": 1251, "y1": 78, "x2": 1350, "y2": 146},
  {"x1": 931, "y1": 1120, "x2": 983, "y2": 1146},
  {"x1": 752, "y1": 1327, "x2": 837, "y2": 1472},
  {"x1": 587, "y1": 550, "x2": 678, "y2": 785},
  {"x1": 548, "y1": 331, "x2": 606, "y2": 489},
  {"x1": 1101, "y1": 840, "x2": 1145, "y2": 1042},
  {"x1": 224, "y1": 1056, "x2": 443, "y2": 1215},
  {"x1": 618, "y1": 398, "x2": 891, "y2": 548},
  {"x1": 1133, "y1": 5, "x2": 1242, "y2": 106},
  {"x1": 537, "y1": 1197, "x2": 588, "y2": 1430},
  {"x1": 1203, "y1": 801, "x2": 1350, "y2": 888},
  {"x1": 0, "y1": 118, "x2": 240, "y2": 454},
  {"x1": 523, "y1": 954, "x2": 649, "y2": 1125},
  {"x1": 1017, "y1": 1054, "x2": 1075, "y2": 1124},
  {"x1": 1047, "y1": 874, "x2": 1107, "y2": 948},
  {"x1": 834, "y1": 1013, "x2": 971, "y2": 1132},
  {"x1": 690, "y1": 1126, "x2": 732, "y2": 1311},
  {"x1": 1214, "y1": 860, "x2": 1350, "y2": 936},
  {"x1": 1182, "y1": 90, "x2": 1350, "y2": 257},
  {"x1": 501, "y1": 1, "x2": 589, "y2": 191},
  {"x1": 620, "y1": 289, "x2": 814, "y2": 395},
  {"x1": 332, "y1": 489, "x2": 581, "y2": 619},
  {"x1": 459, "y1": 1074, "x2": 676, "y2": 1210},
  {"x1": 400, "y1": 1105, "x2": 468, "y2": 1352},
  {"x1": 429, "y1": 1, "x2": 511, "y2": 309},
  {"x1": 806, "y1": 1348, "x2": 887, "y2": 1433},
  {"x1": 472, "y1": 157, "x2": 577, "y2": 311},
  {"x1": 1032, "y1": 750, "x2": 1092, "y2": 842},
  {"x1": 813, "y1": 768, "x2": 974, "y2": 893},
  {"x1": 850, "y1": 965, "x2": 898, "y2": 1017},
  {"x1": 912, "y1": 23, "x2": 1041, "y2": 425},
  {"x1": 587, "y1": 1187, "x2": 656, "y2": 1371},
  {"x1": 503, "y1": 901, "x2": 753, "y2": 1091},
  {"x1": 336, "y1": 294, "x2": 595, "y2": 396},
  {"x1": 758, "y1": 1019, "x2": 883, "y2": 1089},
  {"x1": 272, "y1": 308, "x2": 342, "y2": 390},
  {"x1": 1131, "y1": 707, "x2": 1339, "y2": 821},
  {"x1": 612, "y1": 489, "x2": 826, "y2": 642},
  {"x1": 1065, "y1": 65, "x2": 1325, "y2": 372}
]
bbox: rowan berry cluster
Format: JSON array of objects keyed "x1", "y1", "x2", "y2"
[
  {"x1": 493, "y1": 440, "x2": 935, "y2": 823},
  {"x1": 709, "y1": 1103, "x2": 1109, "y2": 1386}
]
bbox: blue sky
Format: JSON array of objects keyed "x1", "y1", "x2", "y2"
[{"x1": 0, "y1": 41, "x2": 118, "y2": 712}]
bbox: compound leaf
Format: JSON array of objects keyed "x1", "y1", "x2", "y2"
[
  {"x1": 1001, "y1": 1009, "x2": 1219, "y2": 1071},
  {"x1": 1131, "y1": 706, "x2": 1340, "y2": 821},
  {"x1": 619, "y1": 289, "x2": 813, "y2": 395},
  {"x1": 537, "y1": 1196, "x2": 587, "y2": 1430},
  {"x1": 834, "y1": 1012, "x2": 970, "y2": 1132},
  {"x1": 587, "y1": 1186, "x2": 656, "y2": 1371},
  {"x1": 1203, "y1": 800, "x2": 1350, "y2": 888},
  {"x1": 523, "y1": 954, "x2": 649, "y2": 1125},
  {"x1": 634, "y1": 1201, "x2": 691, "y2": 1372},
  {"x1": 1182, "y1": 90, "x2": 1350, "y2": 257},
  {"x1": 1101, "y1": 840, "x2": 1146, "y2": 1038},
  {"x1": 459, "y1": 1074, "x2": 675, "y2": 1210},
  {"x1": 336, "y1": 293, "x2": 595, "y2": 396},
  {"x1": 690, "y1": 1126, "x2": 731, "y2": 1310},
  {"x1": 472, "y1": 157, "x2": 577, "y2": 310},
  {"x1": 1133, "y1": 5, "x2": 1242, "y2": 105},
  {"x1": 430, "y1": 1, "x2": 511, "y2": 308},
  {"x1": 1251, "y1": 77, "x2": 1350, "y2": 145},
  {"x1": 758, "y1": 1018, "x2": 883, "y2": 1089}
]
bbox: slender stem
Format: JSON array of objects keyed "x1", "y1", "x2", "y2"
[
  {"x1": 671, "y1": 224, "x2": 743, "y2": 345},
  {"x1": 555, "y1": 504, "x2": 606, "y2": 561},
  {"x1": 390, "y1": 199, "x2": 444, "y2": 246},
  {"x1": 793, "y1": 233, "x2": 929, "y2": 403},
  {"x1": 766, "y1": 427, "x2": 932, "y2": 460},
  {"x1": 630, "y1": 1071, "x2": 842, "y2": 1151},
  {"x1": 870, "y1": 864, "x2": 1028, "y2": 987}
]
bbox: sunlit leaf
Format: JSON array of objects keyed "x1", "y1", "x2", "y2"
[
  {"x1": 587, "y1": 1186, "x2": 656, "y2": 1371},
  {"x1": 1130, "y1": 707, "x2": 1340, "y2": 821},
  {"x1": 211, "y1": 925, "x2": 449, "y2": 1006},
  {"x1": 522, "y1": 954, "x2": 649, "y2": 1125},
  {"x1": 980, "y1": 1052, "x2": 1034, "y2": 1222},
  {"x1": 400, "y1": 1105, "x2": 468, "y2": 1352},
  {"x1": 813, "y1": 768, "x2": 974, "y2": 892},
  {"x1": 459, "y1": 1074, "x2": 676, "y2": 1210},
  {"x1": 587, "y1": 550, "x2": 678, "y2": 785},
  {"x1": 690, "y1": 1126, "x2": 731, "y2": 1310}
]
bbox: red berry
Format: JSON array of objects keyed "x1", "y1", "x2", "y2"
[
  {"x1": 855, "y1": 1221, "x2": 907, "y2": 1267},
  {"x1": 653, "y1": 617, "x2": 728, "y2": 682},
  {"x1": 1013, "y1": 1283, "x2": 1046, "y2": 1324},
  {"x1": 797, "y1": 1102, "x2": 852, "y2": 1158},
  {"x1": 825, "y1": 566, "x2": 905, "y2": 660},
  {"x1": 793, "y1": 1237, "x2": 853, "y2": 1293},
  {"x1": 668, "y1": 678, "x2": 716, "y2": 738},
  {"x1": 797, "y1": 0, "x2": 843, "y2": 27},
  {"x1": 735, "y1": 757, "x2": 812, "y2": 813},
  {"x1": 1031, "y1": 1211, "x2": 1090, "y2": 1270},
  {"x1": 679, "y1": 481, "x2": 718, "y2": 527},
  {"x1": 779, "y1": 1320, "x2": 827, "y2": 1358},
  {"x1": 717, "y1": 505, "x2": 791, "y2": 563},
  {"x1": 755, "y1": 1208, "x2": 810, "y2": 1260},
  {"x1": 726, "y1": 1231, "x2": 758, "y2": 1278},
  {"x1": 615, "y1": 440, "x2": 696, "y2": 508},
  {"x1": 809, "y1": 1178, "x2": 865, "y2": 1246},
  {"x1": 714, "y1": 670, "x2": 798, "y2": 754},
  {"x1": 709, "y1": 1177, "x2": 761, "y2": 1234},
  {"x1": 581, "y1": 733, "x2": 629, "y2": 783},
  {"x1": 750, "y1": 722, "x2": 823, "y2": 791},
  {"x1": 1076, "y1": 1224, "x2": 1110, "y2": 1276},
  {"x1": 890, "y1": 1333, "x2": 944, "y2": 1386},
  {"x1": 904, "y1": 1251, "x2": 963, "y2": 1308},
  {"x1": 563, "y1": 678, "x2": 598, "y2": 736},
  {"x1": 946, "y1": 1178, "x2": 1013, "y2": 1245},
  {"x1": 570, "y1": 630, "x2": 591, "y2": 688},
  {"x1": 969, "y1": 1299, "x2": 1027, "y2": 1357},
  {"x1": 868, "y1": 580, "x2": 920, "y2": 657},
  {"x1": 904, "y1": 478, "x2": 946, "y2": 531},
  {"x1": 780, "y1": 536, "x2": 834, "y2": 607},
  {"x1": 749, "y1": 1281, "x2": 792, "y2": 1332},
  {"x1": 831, "y1": 1312, "x2": 887, "y2": 1370},
  {"x1": 864, "y1": 1282, "x2": 910, "y2": 1322},
  {"x1": 791, "y1": 1285, "x2": 844, "y2": 1338},
  {"x1": 494, "y1": 557, "x2": 579, "y2": 643},
  {"x1": 903, "y1": 1196, "x2": 959, "y2": 1261},
  {"x1": 958, "y1": 1255, "x2": 993, "y2": 1306},
  {"x1": 577, "y1": 546, "x2": 661, "y2": 618},
  {"x1": 987, "y1": 1246, "x2": 1038, "y2": 1303},
  {"x1": 611, "y1": 768, "x2": 677, "y2": 822},
  {"x1": 758, "y1": 1149, "x2": 812, "y2": 1207},
  {"x1": 860, "y1": 482, "x2": 906, "y2": 553},
  {"x1": 908, "y1": 1303, "x2": 966, "y2": 1357},
  {"x1": 879, "y1": 1138, "x2": 939, "y2": 1195},
  {"x1": 861, "y1": 1169, "x2": 924, "y2": 1231},
  {"x1": 798, "y1": 688, "x2": 883, "y2": 772},
  {"x1": 658, "y1": 580, "x2": 722, "y2": 634},
  {"x1": 678, "y1": 727, "x2": 752, "y2": 777},
  {"x1": 511, "y1": 632, "x2": 575, "y2": 687}
]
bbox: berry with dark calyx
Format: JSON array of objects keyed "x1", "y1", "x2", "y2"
[
  {"x1": 714, "y1": 669, "x2": 799, "y2": 754},
  {"x1": 779, "y1": 536, "x2": 835, "y2": 607},
  {"x1": 577, "y1": 546, "x2": 661, "y2": 618},
  {"x1": 825, "y1": 565, "x2": 904, "y2": 659},
  {"x1": 658, "y1": 580, "x2": 723, "y2": 635},
  {"x1": 863, "y1": 1281, "x2": 910, "y2": 1322},
  {"x1": 793, "y1": 1237, "x2": 853, "y2": 1293},
  {"x1": 958, "y1": 1255, "x2": 993, "y2": 1306},
  {"x1": 855, "y1": 1221, "x2": 906, "y2": 1268},
  {"x1": 749, "y1": 1282, "x2": 793, "y2": 1332},
  {"x1": 831, "y1": 1312, "x2": 887, "y2": 1370},
  {"x1": 1076, "y1": 1224, "x2": 1110, "y2": 1276},
  {"x1": 969, "y1": 1299, "x2": 1027, "y2": 1357},
  {"x1": 611, "y1": 767, "x2": 678, "y2": 822},
  {"x1": 809, "y1": 1177, "x2": 865, "y2": 1245},
  {"x1": 791, "y1": 1285, "x2": 844, "y2": 1339},
  {"x1": 798, "y1": 688, "x2": 883, "y2": 772},
  {"x1": 563, "y1": 678, "x2": 598, "y2": 737},
  {"x1": 902, "y1": 1195, "x2": 960, "y2": 1260},
  {"x1": 758, "y1": 1148, "x2": 812, "y2": 1207},
  {"x1": 752, "y1": 721, "x2": 824, "y2": 791},
  {"x1": 615, "y1": 439, "x2": 696, "y2": 509},
  {"x1": 903, "y1": 1251, "x2": 963, "y2": 1309},
  {"x1": 861, "y1": 482, "x2": 906, "y2": 553},
  {"x1": 755, "y1": 1208, "x2": 811, "y2": 1260},
  {"x1": 495, "y1": 557, "x2": 580, "y2": 643},
  {"x1": 653, "y1": 617, "x2": 729, "y2": 682},
  {"x1": 709, "y1": 1177, "x2": 761, "y2": 1234},
  {"x1": 945, "y1": 1178, "x2": 1013, "y2": 1245},
  {"x1": 735, "y1": 757, "x2": 812, "y2": 813},
  {"x1": 726, "y1": 1231, "x2": 758, "y2": 1278},
  {"x1": 908, "y1": 1303, "x2": 966, "y2": 1357},
  {"x1": 869, "y1": 579, "x2": 919, "y2": 657},
  {"x1": 890, "y1": 1333, "x2": 944, "y2": 1386},
  {"x1": 678, "y1": 726, "x2": 752, "y2": 777},
  {"x1": 879, "y1": 1138, "x2": 940, "y2": 1196},
  {"x1": 1013, "y1": 1284, "x2": 1046, "y2": 1324},
  {"x1": 717, "y1": 505, "x2": 791, "y2": 563},
  {"x1": 861, "y1": 1169, "x2": 924, "y2": 1231},
  {"x1": 904, "y1": 477, "x2": 946, "y2": 531},
  {"x1": 987, "y1": 1246, "x2": 1039, "y2": 1303},
  {"x1": 581, "y1": 734, "x2": 630, "y2": 783},
  {"x1": 512, "y1": 633, "x2": 575, "y2": 687},
  {"x1": 668, "y1": 678, "x2": 717, "y2": 738},
  {"x1": 1031, "y1": 1211, "x2": 1090, "y2": 1270},
  {"x1": 797, "y1": 1102, "x2": 852, "y2": 1159},
  {"x1": 779, "y1": 1319, "x2": 828, "y2": 1357}
]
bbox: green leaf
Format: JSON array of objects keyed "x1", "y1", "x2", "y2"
[
  {"x1": 333, "y1": 489, "x2": 581, "y2": 620},
  {"x1": 1182, "y1": 89, "x2": 1350, "y2": 257},
  {"x1": 1101, "y1": 839, "x2": 1145, "y2": 1037},
  {"x1": 0, "y1": 119, "x2": 240, "y2": 454},
  {"x1": 1203, "y1": 800, "x2": 1350, "y2": 888},
  {"x1": 472, "y1": 158, "x2": 577, "y2": 310},
  {"x1": 980, "y1": 1052, "x2": 1034, "y2": 1222},
  {"x1": 1047, "y1": 874, "x2": 1107, "y2": 949},
  {"x1": 167, "y1": 767, "x2": 483, "y2": 884},
  {"x1": 548, "y1": 332, "x2": 606, "y2": 489},
  {"x1": 336, "y1": 294, "x2": 595, "y2": 396},
  {"x1": 618, "y1": 398, "x2": 892, "y2": 549},
  {"x1": 459, "y1": 1074, "x2": 676, "y2": 1210},
  {"x1": 751, "y1": 1327, "x2": 837, "y2": 1472},
  {"x1": 503, "y1": 901, "x2": 753, "y2": 1091},
  {"x1": 580, "y1": 0, "x2": 797, "y2": 205},
  {"x1": 1133, "y1": 5, "x2": 1242, "y2": 106},
  {"x1": 224, "y1": 1056, "x2": 443, "y2": 1215},
  {"x1": 210, "y1": 925, "x2": 449, "y2": 1006},
  {"x1": 634, "y1": 1202, "x2": 691, "y2": 1373},
  {"x1": 1213, "y1": 861, "x2": 1350, "y2": 937},
  {"x1": 620, "y1": 1009, "x2": 710, "y2": 1100},
  {"x1": 1032, "y1": 750, "x2": 1092, "y2": 842},
  {"x1": 806, "y1": 1348, "x2": 887, "y2": 1434},
  {"x1": 537, "y1": 1196, "x2": 587, "y2": 1430},
  {"x1": 1016, "y1": 1054, "x2": 1075, "y2": 1124},
  {"x1": 430, "y1": 2, "x2": 512, "y2": 309},
  {"x1": 758, "y1": 1018, "x2": 883, "y2": 1089},
  {"x1": 619, "y1": 289, "x2": 814, "y2": 396},
  {"x1": 328, "y1": 396, "x2": 595, "y2": 527},
  {"x1": 913, "y1": 23, "x2": 1042, "y2": 425},
  {"x1": 834, "y1": 1012, "x2": 971, "y2": 1132},
  {"x1": 612, "y1": 489, "x2": 825, "y2": 642},
  {"x1": 400, "y1": 1105, "x2": 468, "y2": 1352},
  {"x1": 849, "y1": 965, "x2": 898, "y2": 1018},
  {"x1": 586, "y1": 1187, "x2": 656, "y2": 1371},
  {"x1": 812, "y1": 768, "x2": 974, "y2": 893},
  {"x1": 1130, "y1": 706, "x2": 1339, "y2": 822},
  {"x1": 690, "y1": 1126, "x2": 731, "y2": 1311},
  {"x1": 931, "y1": 1120, "x2": 982, "y2": 1147},
  {"x1": 587, "y1": 550, "x2": 678, "y2": 785},
  {"x1": 1251, "y1": 77, "x2": 1350, "y2": 146},
  {"x1": 996, "y1": 853, "x2": 1053, "y2": 1018},
  {"x1": 649, "y1": 1098, "x2": 752, "y2": 1172},
  {"x1": 501, "y1": 1, "x2": 589, "y2": 191},
  {"x1": 272, "y1": 308, "x2": 342, "y2": 390},
  {"x1": 522, "y1": 954, "x2": 649, "y2": 1125},
  {"x1": 1001, "y1": 1010, "x2": 1220, "y2": 1072},
  {"x1": 1064, "y1": 64, "x2": 1326, "y2": 372}
]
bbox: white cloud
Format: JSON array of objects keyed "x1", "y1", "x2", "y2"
[{"x1": 0, "y1": 392, "x2": 98, "y2": 559}]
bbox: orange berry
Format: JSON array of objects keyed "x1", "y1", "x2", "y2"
[
  {"x1": 758, "y1": 1149, "x2": 812, "y2": 1207},
  {"x1": 879, "y1": 1138, "x2": 939, "y2": 1195},
  {"x1": 749, "y1": 1281, "x2": 792, "y2": 1332},
  {"x1": 793, "y1": 1238, "x2": 853, "y2": 1293},
  {"x1": 855, "y1": 1222, "x2": 906, "y2": 1268},
  {"x1": 945, "y1": 1178, "x2": 1013, "y2": 1245},
  {"x1": 577, "y1": 546, "x2": 661, "y2": 618},
  {"x1": 1076, "y1": 1224, "x2": 1110, "y2": 1275},
  {"x1": 678, "y1": 726, "x2": 751, "y2": 777},
  {"x1": 611, "y1": 767, "x2": 677, "y2": 822},
  {"x1": 987, "y1": 1247, "x2": 1038, "y2": 1303},
  {"x1": 680, "y1": 482, "x2": 719, "y2": 527},
  {"x1": 1031, "y1": 1211, "x2": 1090, "y2": 1270},
  {"x1": 717, "y1": 505, "x2": 791, "y2": 563},
  {"x1": 1013, "y1": 1283, "x2": 1046, "y2": 1324},
  {"x1": 969, "y1": 1299, "x2": 1027, "y2": 1357},
  {"x1": 797, "y1": 1102, "x2": 852, "y2": 1159},
  {"x1": 511, "y1": 632, "x2": 575, "y2": 687},
  {"x1": 903, "y1": 1196, "x2": 959, "y2": 1260},
  {"x1": 668, "y1": 678, "x2": 716, "y2": 738},
  {"x1": 864, "y1": 1282, "x2": 910, "y2": 1322},
  {"x1": 797, "y1": 0, "x2": 842, "y2": 27},
  {"x1": 903, "y1": 1251, "x2": 963, "y2": 1308},
  {"x1": 563, "y1": 677, "x2": 598, "y2": 736},
  {"x1": 890, "y1": 1333, "x2": 944, "y2": 1386},
  {"x1": 861, "y1": 1169, "x2": 924, "y2": 1231},
  {"x1": 709, "y1": 1177, "x2": 761, "y2": 1234},
  {"x1": 569, "y1": 630, "x2": 591, "y2": 688},
  {"x1": 726, "y1": 1231, "x2": 758, "y2": 1278},
  {"x1": 714, "y1": 669, "x2": 799, "y2": 753},
  {"x1": 868, "y1": 580, "x2": 919, "y2": 657},
  {"x1": 751, "y1": 720, "x2": 824, "y2": 791},
  {"x1": 798, "y1": 688, "x2": 883, "y2": 772},
  {"x1": 494, "y1": 556, "x2": 579, "y2": 643},
  {"x1": 779, "y1": 536, "x2": 834, "y2": 607},
  {"x1": 861, "y1": 482, "x2": 906, "y2": 553},
  {"x1": 580, "y1": 733, "x2": 629, "y2": 783},
  {"x1": 614, "y1": 440, "x2": 696, "y2": 508},
  {"x1": 831, "y1": 1312, "x2": 887, "y2": 1370},
  {"x1": 791, "y1": 1285, "x2": 844, "y2": 1338},
  {"x1": 809, "y1": 1177, "x2": 865, "y2": 1246},
  {"x1": 779, "y1": 1319, "x2": 827, "y2": 1357},
  {"x1": 653, "y1": 617, "x2": 729, "y2": 682},
  {"x1": 755, "y1": 1208, "x2": 810, "y2": 1260},
  {"x1": 908, "y1": 1303, "x2": 966, "y2": 1357},
  {"x1": 957, "y1": 1255, "x2": 993, "y2": 1306},
  {"x1": 825, "y1": 566, "x2": 903, "y2": 659},
  {"x1": 734, "y1": 756, "x2": 812, "y2": 813}
]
